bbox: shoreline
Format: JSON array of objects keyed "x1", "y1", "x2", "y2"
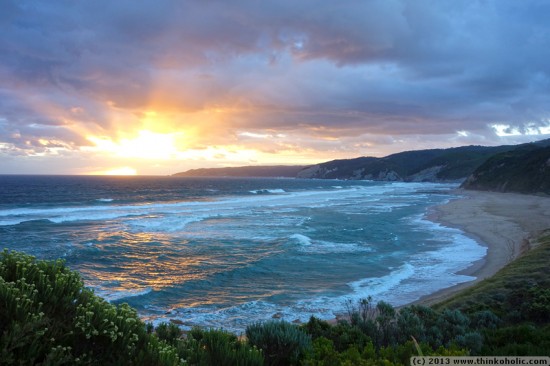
[{"x1": 413, "y1": 189, "x2": 550, "y2": 306}]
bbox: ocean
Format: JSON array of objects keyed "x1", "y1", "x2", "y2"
[{"x1": 0, "y1": 175, "x2": 485, "y2": 332}]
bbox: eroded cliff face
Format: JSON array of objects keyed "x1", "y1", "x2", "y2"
[{"x1": 298, "y1": 163, "x2": 455, "y2": 182}]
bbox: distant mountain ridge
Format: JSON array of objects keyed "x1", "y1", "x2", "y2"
[
  {"x1": 173, "y1": 165, "x2": 308, "y2": 178},
  {"x1": 296, "y1": 145, "x2": 517, "y2": 182},
  {"x1": 173, "y1": 139, "x2": 550, "y2": 190}
]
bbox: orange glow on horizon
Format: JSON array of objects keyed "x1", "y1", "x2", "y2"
[
  {"x1": 75, "y1": 106, "x2": 339, "y2": 175},
  {"x1": 88, "y1": 167, "x2": 138, "y2": 175}
]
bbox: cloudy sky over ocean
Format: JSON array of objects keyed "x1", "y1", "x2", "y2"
[{"x1": 1, "y1": 0, "x2": 549, "y2": 174}]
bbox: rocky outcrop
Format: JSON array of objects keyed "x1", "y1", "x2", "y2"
[
  {"x1": 363, "y1": 170, "x2": 403, "y2": 181},
  {"x1": 408, "y1": 166, "x2": 444, "y2": 182}
]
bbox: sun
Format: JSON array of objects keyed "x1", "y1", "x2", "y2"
[{"x1": 87, "y1": 130, "x2": 183, "y2": 160}]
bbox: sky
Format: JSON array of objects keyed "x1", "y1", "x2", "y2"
[{"x1": 1, "y1": 0, "x2": 550, "y2": 175}]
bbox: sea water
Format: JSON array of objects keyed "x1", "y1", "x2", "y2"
[{"x1": 0, "y1": 175, "x2": 486, "y2": 332}]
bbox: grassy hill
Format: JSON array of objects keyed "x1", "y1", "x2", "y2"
[
  {"x1": 432, "y1": 230, "x2": 550, "y2": 354},
  {"x1": 461, "y1": 144, "x2": 550, "y2": 194}
]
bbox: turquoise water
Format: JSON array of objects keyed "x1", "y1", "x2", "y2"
[{"x1": 0, "y1": 176, "x2": 485, "y2": 332}]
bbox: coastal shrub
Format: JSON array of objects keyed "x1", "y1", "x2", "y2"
[
  {"x1": 246, "y1": 320, "x2": 312, "y2": 366},
  {"x1": 454, "y1": 332, "x2": 483, "y2": 355},
  {"x1": 301, "y1": 337, "x2": 468, "y2": 365},
  {"x1": 481, "y1": 324, "x2": 550, "y2": 356},
  {"x1": 0, "y1": 249, "x2": 183, "y2": 365},
  {"x1": 301, "y1": 337, "x2": 377, "y2": 366},
  {"x1": 345, "y1": 297, "x2": 376, "y2": 326},
  {"x1": 375, "y1": 301, "x2": 398, "y2": 347},
  {"x1": 522, "y1": 286, "x2": 550, "y2": 322},
  {"x1": 302, "y1": 337, "x2": 340, "y2": 366},
  {"x1": 436, "y1": 309, "x2": 470, "y2": 347},
  {"x1": 178, "y1": 328, "x2": 264, "y2": 366},
  {"x1": 156, "y1": 322, "x2": 184, "y2": 345},
  {"x1": 302, "y1": 317, "x2": 369, "y2": 352},
  {"x1": 307, "y1": 299, "x2": 481, "y2": 357},
  {"x1": 469, "y1": 310, "x2": 500, "y2": 330},
  {"x1": 396, "y1": 307, "x2": 425, "y2": 344}
]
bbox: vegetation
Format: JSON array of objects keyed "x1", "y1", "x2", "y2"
[
  {"x1": 0, "y1": 249, "x2": 182, "y2": 365},
  {"x1": 433, "y1": 230, "x2": 550, "y2": 354},
  {"x1": 296, "y1": 143, "x2": 523, "y2": 181},
  {"x1": 461, "y1": 144, "x2": 550, "y2": 194},
  {"x1": 0, "y1": 249, "x2": 266, "y2": 365},
  {"x1": 2, "y1": 229, "x2": 550, "y2": 364},
  {"x1": 246, "y1": 320, "x2": 312, "y2": 366}
]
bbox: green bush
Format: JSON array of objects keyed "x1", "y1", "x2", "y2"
[
  {"x1": 246, "y1": 320, "x2": 312, "y2": 366},
  {"x1": 469, "y1": 310, "x2": 500, "y2": 330},
  {"x1": 0, "y1": 249, "x2": 182, "y2": 365},
  {"x1": 178, "y1": 328, "x2": 264, "y2": 366},
  {"x1": 481, "y1": 324, "x2": 550, "y2": 356},
  {"x1": 302, "y1": 317, "x2": 369, "y2": 353},
  {"x1": 156, "y1": 322, "x2": 183, "y2": 345}
]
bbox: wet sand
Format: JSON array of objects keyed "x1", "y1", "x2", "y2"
[{"x1": 415, "y1": 189, "x2": 550, "y2": 306}]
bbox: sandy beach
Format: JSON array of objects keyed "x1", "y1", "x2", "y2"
[{"x1": 417, "y1": 189, "x2": 550, "y2": 306}]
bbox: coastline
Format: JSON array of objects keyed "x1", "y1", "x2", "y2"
[{"x1": 415, "y1": 189, "x2": 550, "y2": 306}]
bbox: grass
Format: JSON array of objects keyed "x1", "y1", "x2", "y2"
[{"x1": 433, "y1": 230, "x2": 550, "y2": 318}]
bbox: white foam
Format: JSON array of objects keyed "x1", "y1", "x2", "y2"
[
  {"x1": 128, "y1": 215, "x2": 208, "y2": 233},
  {"x1": 348, "y1": 264, "x2": 416, "y2": 297},
  {"x1": 290, "y1": 233, "x2": 312, "y2": 246},
  {"x1": 0, "y1": 185, "x2": 378, "y2": 226},
  {"x1": 96, "y1": 198, "x2": 114, "y2": 202},
  {"x1": 289, "y1": 233, "x2": 373, "y2": 254},
  {"x1": 95, "y1": 287, "x2": 153, "y2": 302},
  {"x1": 249, "y1": 189, "x2": 286, "y2": 194}
]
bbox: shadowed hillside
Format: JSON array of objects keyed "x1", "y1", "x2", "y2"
[{"x1": 461, "y1": 143, "x2": 550, "y2": 194}]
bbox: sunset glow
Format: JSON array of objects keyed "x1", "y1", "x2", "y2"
[
  {"x1": 87, "y1": 130, "x2": 185, "y2": 160},
  {"x1": 1, "y1": 1, "x2": 549, "y2": 175},
  {"x1": 94, "y1": 167, "x2": 138, "y2": 176}
]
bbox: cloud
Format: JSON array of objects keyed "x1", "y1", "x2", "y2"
[{"x1": 0, "y1": 0, "x2": 549, "y2": 173}]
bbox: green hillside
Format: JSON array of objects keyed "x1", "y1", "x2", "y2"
[
  {"x1": 461, "y1": 144, "x2": 550, "y2": 194},
  {"x1": 432, "y1": 230, "x2": 550, "y2": 354}
]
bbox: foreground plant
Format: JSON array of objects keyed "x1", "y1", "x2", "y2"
[
  {"x1": 246, "y1": 320, "x2": 312, "y2": 366},
  {"x1": 0, "y1": 249, "x2": 182, "y2": 365}
]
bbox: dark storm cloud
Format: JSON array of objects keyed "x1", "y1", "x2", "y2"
[{"x1": 0, "y1": 0, "x2": 549, "y2": 160}]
